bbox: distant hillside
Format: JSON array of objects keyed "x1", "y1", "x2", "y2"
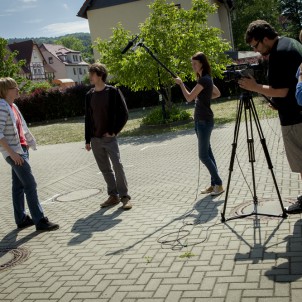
[{"x1": 7, "y1": 33, "x2": 92, "y2": 47}]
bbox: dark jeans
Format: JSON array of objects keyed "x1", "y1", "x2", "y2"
[
  {"x1": 195, "y1": 120, "x2": 222, "y2": 186},
  {"x1": 5, "y1": 146, "x2": 44, "y2": 225},
  {"x1": 91, "y1": 137, "x2": 130, "y2": 198}
]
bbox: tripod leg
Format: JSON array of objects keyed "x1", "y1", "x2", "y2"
[
  {"x1": 244, "y1": 99, "x2": 258, "y2": 209},
  {"x1": 249, "y1": 99, "x2": 288, "y2": 218},
  {"x1": 221, "y1": 99, "x2": 243, "y2": 222}
]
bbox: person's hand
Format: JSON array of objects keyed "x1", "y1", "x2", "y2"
[
  {"x1": 103, "y1": 133, "x2": 115, "y2": 137},
  {"x1": 238, "y1": 76, "x2": 258, "y2": 92},
  {"x1": 85, "y1": 144, "x2": 91, "y2": 151},
  {"x1": 174, "y1": 77, "x2": 183, "y2": 85},
  {"x1": 10, "y1": 152, "x2": 24, "y2": 166},
  {"x1": 268, "y1": 103, "x2": 277, "y2": 111}
]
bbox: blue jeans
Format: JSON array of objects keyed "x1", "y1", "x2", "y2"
[
  {"x1": 5, "y1": 146, "x2": 44, "y2": 225},
  {"x1": 195, "y1": 120, "x2": 222, "y2": 186}
]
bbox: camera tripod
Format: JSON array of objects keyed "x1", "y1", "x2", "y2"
[{"x1": 221, "y1": 91, "x2": 288, "y2": 222}]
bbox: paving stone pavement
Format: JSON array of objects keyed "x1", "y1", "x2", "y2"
[{"x1": 0, "y1": 117, "x2": 302, "y2": 302}]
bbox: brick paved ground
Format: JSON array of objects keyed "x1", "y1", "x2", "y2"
[{"x1": 0, "y1": 118, "x2": 301, "y2": 302}]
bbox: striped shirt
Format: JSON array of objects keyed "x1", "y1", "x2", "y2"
[{"x1": 0, "y1": 99, "x2": 37, "y2": 159}]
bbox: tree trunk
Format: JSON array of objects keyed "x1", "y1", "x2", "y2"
[{"x1": 163, "y1": 85, "x2": 173, "y2": 111}]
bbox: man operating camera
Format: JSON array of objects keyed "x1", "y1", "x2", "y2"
[{"x1": 238, "y1": 20, "x2": 302, "y2": 213}]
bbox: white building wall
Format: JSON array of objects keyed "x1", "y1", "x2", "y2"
[
  {"x1": 87, "y1": 0, "x2": 233, "y2": 60},
  {"x1": 40, "y1": 47, "x2": 68, "y2": 80},
  {"x1": 30, "y1": 45, "x2": 46, "y2": 81},
  {"x1": 66, "y1": 65, "x2": 88, "y2": 84}
]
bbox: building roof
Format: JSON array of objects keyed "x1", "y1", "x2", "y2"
[
  {"x1": 77, "y1": 0, "x2": 140, "y2": 19},
  {"x1": 8, "y1": 40, "x2": 34, "y2": 73},
  {"x1": 41, "y1": 43, "x2": 88, "y2": 66},
  {"x1": 41, "y1": 43, "x2": 80, "y2": 57},
  {"x1": 8, "y1": 40, "x2": 55, "y2": 75}
]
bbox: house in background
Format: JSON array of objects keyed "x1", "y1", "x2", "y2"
[
  {"x1": 8, "y1": 40, "x2": 55, "y2": 81},
  {"x1": 40, "y1": 44, "x2": 89, "y2": 84},
  {"x1": 77, "y1": 0, "x2": 234, "y2": 60}
]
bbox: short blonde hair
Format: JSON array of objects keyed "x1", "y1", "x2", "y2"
[{"x1": 0, "y1": 77, "x2": 17, "y2": 99}]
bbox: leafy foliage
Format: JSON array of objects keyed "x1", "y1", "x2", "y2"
[
  {"x1": 95, "y1": 0, "x2": 230, "y2": 94},
  {"x1": 231, "y1": 0, "x2": 284, "y2": 50},
  {"x1": 55, "y1": 36, "x2": 85, "y2": 52},
  {"x1": 7, "y1": 33, "x2": 95, "y2": 64},
  {"x1": 279, "y1": 0, "x2": 302, "y2": 40},
  {"x1": 54, "y1": 35, "x2": 94, "y2": 64},
  {"x1": 0, "y1": 38, "x2": 26, "y2": 80},
  {"x1": 141, "y1": 105, "x2": 191, "y2": 125},
  {"x1": 21, "y1": 81, "x2": 53, "y2": 94}
]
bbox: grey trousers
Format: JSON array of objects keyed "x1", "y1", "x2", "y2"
[{"x1": 91, "y1": 137, "x2": 130, "y2": 198}]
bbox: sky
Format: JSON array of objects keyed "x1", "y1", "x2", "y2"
[{"x1": 0, "y1": 0, "x2": 90, "y2": 39}]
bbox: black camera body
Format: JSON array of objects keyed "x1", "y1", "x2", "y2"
[{"x1": 223, "y1": 63, "x2": 263, "y2": 82}]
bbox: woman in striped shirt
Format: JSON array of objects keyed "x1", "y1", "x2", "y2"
[{"x1": 0, "y1": 77, "x2": 59, "y2": 231}]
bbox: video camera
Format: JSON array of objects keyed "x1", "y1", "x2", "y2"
[{"x1": 223, "y1": 63, "x2": 264, "y2": 82}]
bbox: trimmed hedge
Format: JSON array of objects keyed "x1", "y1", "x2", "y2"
[
  {"x1": 15, "y1": 79, "x2": 239, "y2": 123},
  {"x1": 16, "y1": 85, "x2": 91, "y2": 123}
]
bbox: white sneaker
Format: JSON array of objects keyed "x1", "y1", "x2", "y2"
[{"x1": 211, "y1": 185, "x2": 224, "y2": 196}]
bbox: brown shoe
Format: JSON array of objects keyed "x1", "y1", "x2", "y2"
[
  {"x1": 200, "y1": 186, "x2": 214, "y2": 194},
  {"x1": 100, "y1": 195, "x2": 120, "y2": 208},
  {"x1": 121, "y1": 196, "x2": 132, "y2": 210}
]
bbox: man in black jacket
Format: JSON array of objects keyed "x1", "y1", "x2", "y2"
[{"x1": 85, "y1": 63, "x2": 132, "y2": 209}]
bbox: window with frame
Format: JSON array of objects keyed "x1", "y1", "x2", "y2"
[{"x1": 73, "y1": 68, "x2": 77, "y2": 75}]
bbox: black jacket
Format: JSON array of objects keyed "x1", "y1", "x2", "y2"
[{"x1": 85, "y1": 85, "x2": 128, "y2": 144}]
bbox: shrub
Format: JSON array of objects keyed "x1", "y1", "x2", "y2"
[
  {"x1": 16, "y1": 84, "x2": 92, "y2": 123},
  {"x1": 141, "y1": 106, "x2": 191, "y2": 126},
  {"x1": 22, "y1": 80, "x2": 53, "y2": 95}
]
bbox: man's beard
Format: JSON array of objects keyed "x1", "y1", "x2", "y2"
[{"x1": 260, "y1": 45, "x2": 271, "y2": 56}]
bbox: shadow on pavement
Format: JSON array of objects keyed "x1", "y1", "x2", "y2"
[
  {"x1": 68, "y1": 206, "x2": 123, "y2": 246},
  {"x1": 265, "y1": 218, "x2": 302, "y2": 282},
  {"x1": 0, "y1": 228, "x2": 40, "y2": 263},
  {"x1": 106, "y1": 195, "x2": 224, "y2": 255},
  {"x1": 120, "y1": 122, "x2": 230, "y2": 147},
  {"x1": 228, "y1": 217, "x2": 302, "y2": 282},
  {"x1": 0, "y1": 228, "x2": 41, "y2": 249}
]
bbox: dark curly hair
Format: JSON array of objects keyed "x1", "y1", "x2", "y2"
[
  {"x1": 245, "y1": 20, "x2": 278, "y2": 44},
  {"x1": 89, "y1": 63, "x2": 108, "y2": 82}
]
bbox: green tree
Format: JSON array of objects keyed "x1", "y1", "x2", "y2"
[
  {"x1": 232, "y1": 0, "x2": 283, "y2": 50},
  {"x1": 55, "y1": 35, "x2": 94, "y2": 63},
  {"x1": 279, "y1": 0, "x2": 302, "y2": 39},
  {"x1": 94, "y1": 0, "x2": 230, "y2": 108},
  {"x1": 55, "y1": 36, "x2": 85, "y2": 52},
  {"x1": 0, "y1": 38, "x2": 26, "y2": 79}
]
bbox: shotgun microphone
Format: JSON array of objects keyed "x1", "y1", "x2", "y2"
[
  {"x1": 131, "y1": 39, "x2": 143, "y2": 52},
  {"x1": 121, "y1": 35, "x2": 139, "y2": 54}
]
